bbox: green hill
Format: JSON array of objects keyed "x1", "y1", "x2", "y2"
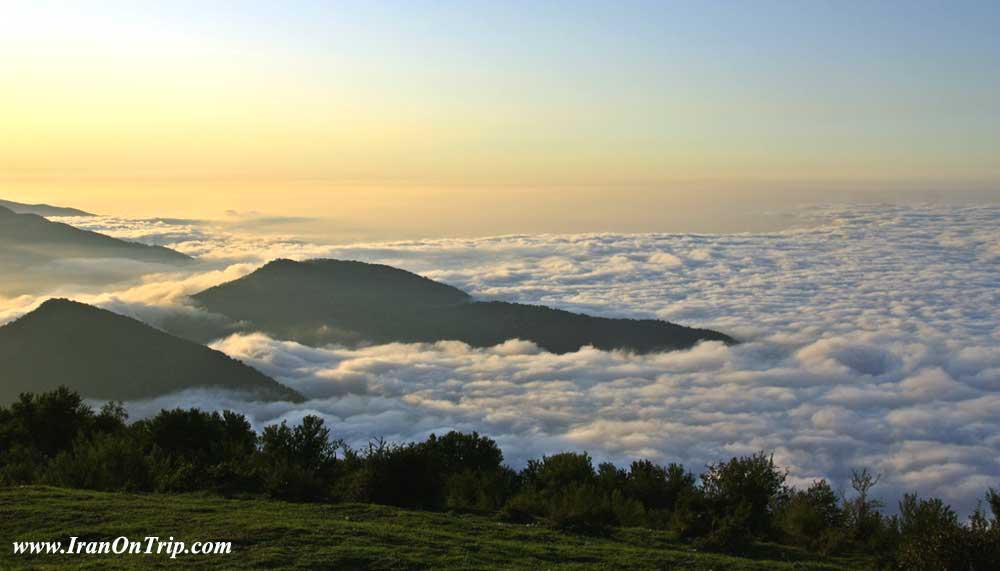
[
  {"x1": 192, "y1": 259, "x2": 734, "y2": 353},
  {"x1": 0, "y1": 299, "x2": 303, "y2": 403},
  {"x1": 0, "y1": 486, "x2": 860, "y2": 570}
]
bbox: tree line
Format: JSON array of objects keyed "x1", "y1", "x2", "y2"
[{"x1": 1, "y1": 388, "x2": 997, "y2": 570}]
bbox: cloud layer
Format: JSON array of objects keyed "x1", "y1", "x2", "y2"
[{"x1": 4, "y1": 203, "x2": 999, "y2": 514}]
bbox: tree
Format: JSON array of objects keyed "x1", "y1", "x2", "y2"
[
  {"x1": 422, "y1": 431, "x2": 503, "y2": 474},
  {"x1": 523, "y1": 452, "x2": 595, "y2": 492},
  {"x1": 987, "y1": 488, "x2": 1000, "y2": 524},
  {"x1": 94, "y1": 401, "x2": 128, "y2": 434},
  {"x1": 141, "y1": 408, "x2": 226, "y2": 465},
  {"x1": 596, "y1": 462, "x2": 627, "y2": 494},
  {"x1": 701, "y1": 452, "x2": 788, "y2": 541},
  {"x1": 9, "y1": 387, "x2": 95, "y2": 457},
  {"x1": 626, "y1": 460, "x2": 696, "y2": 514},
  {"x1": 844, "y1": 468, "x2": 883, "y2": 540},
  {"x1": 259, "y1": 415, "x2": 340, "y2": 500},
  {"x1": 777, "y1": 479, "x2": 845, "y2": 553}
]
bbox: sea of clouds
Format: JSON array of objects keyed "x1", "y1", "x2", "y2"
[{"x1": 2, "y1": 203, "x2": 998, "y2": 514}]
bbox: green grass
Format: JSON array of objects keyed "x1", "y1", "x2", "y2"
[{"x1": 0, "y1": 486, "x2": 864, "y2": 570}]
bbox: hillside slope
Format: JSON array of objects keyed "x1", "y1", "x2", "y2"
[
  {"x1": 0, "y1": 486, "x2": 859, "y2": 570},
  {"x1": 193, "y1": 258, "x2": 734, "y2": 353},
  {"x1": 0, "y1": 205, "x2": 189, "y2": 267},
  {"x1": 0, "y1": 299, "x2": 302, "y2": 403}
]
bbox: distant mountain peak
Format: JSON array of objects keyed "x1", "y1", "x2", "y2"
[
  {"x1": 0, "y1": 299, "x2": 303, "y2": 403},
  {"x1": 35, "y1": 297, "x2": 88, "y2": 311},
  {"x1": 203, "y1": 258, "x2": 470, "y2": 305}
]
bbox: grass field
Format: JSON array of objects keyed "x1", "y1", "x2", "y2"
[{"x1": 0, "y1": 486, "x2": 865, "y2": 570}]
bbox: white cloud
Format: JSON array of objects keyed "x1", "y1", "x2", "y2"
[{"x1": 5, "y1": 202, "x2": 1000, "y2": 515}]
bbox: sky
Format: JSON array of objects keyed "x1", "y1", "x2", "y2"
[
  {"x1": 1, "y1": 3, "x2": 999, "y2": 513},
  {"x1": 2, "y1": 0, "x2": 999, "y2": 234}
]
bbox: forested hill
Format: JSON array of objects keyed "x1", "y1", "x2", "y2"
[
  {"x1": 0, "y1": 299, "x2": 302, "y2": 403},
  {"x1": 193, "y1": 258, "x2": 734, "y2": 353}
]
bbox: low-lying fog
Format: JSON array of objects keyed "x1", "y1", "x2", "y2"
[{"x1": 2, "y1": 201, "x2": 998, "y2": 515}]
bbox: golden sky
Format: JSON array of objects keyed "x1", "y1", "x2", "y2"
[{"x1": 2, "y1": 1, "x2": 998, "y2": 227}]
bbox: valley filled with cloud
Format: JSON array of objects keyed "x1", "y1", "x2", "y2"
[{"x1": 3, "y1": 203, "x2": 998, "y2": 514}]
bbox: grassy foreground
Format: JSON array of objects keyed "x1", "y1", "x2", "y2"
[{"x1": 0, "y1": 486, "x2": 864, "y2": 570}]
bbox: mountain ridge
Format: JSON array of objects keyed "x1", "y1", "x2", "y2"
[
  {"x1": 0, "y1": 198, "x2": 94, "y2": 217},
  {"x1": 192, "y1": 258, "x2": 734, "y2": 353},
  {"x1": 0, "y1": 205, "x2": 191, "y2": 265}
]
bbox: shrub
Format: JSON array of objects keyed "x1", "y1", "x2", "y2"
[
  {"x1": 695, "y1": 501, "x2": 754, "y2": 553},
  {"x1": 669, "y1": 490, "x2": 711, "y2": 540},
  {"x1": 43, "y1": 431, "x2": 149, "y2": 491},
  {"x1": 445, "y1": 467, "x2": 517, "y2": 513},
  {"x1": 338, "y1": 440, "x2": 438, "y2": 508},
  {"x1": 609, "y1": 489, "x2": 647, "y2": 528},
  {"x1": 0, "y1": 445, "x2": 47, "y2": 485},
  {"x1": 147, "y1": 452, "x2": 199, "y2": 492},
  {"x1": 498, "y1": 492, "x2": 542, "y2": 524},
  {"x1": 546, "y1": 483, "x2": 615, "y2": 533}
]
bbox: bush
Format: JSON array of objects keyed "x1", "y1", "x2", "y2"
[
  {"x1": 146, "y1": 448, "x2": 199, "y2": 492},
  {"x1": 338, "y1": 440, "x2": 438, "y2": 508},
  {"x1": 498, "y1": 492, "x2": 542, "y2": 524},
  {"x1": 546, "y1": 483, "x2": 616, "y2": 533},
  {"x1": 445, "y1": 467, "x2": 516, "y2": 513},
  {"x1": 0, "y1": 445, "x2": 47, "y2": 485},
  {"x1": 43, "y1": 431, "x2": 149, "y2": 491},
  {"x1": 609, "y1": 489, "x2": 647, "y2": 528},
  {"x1": 695, "y1": 502, "x2": 754, "y2": 553},
  {"x1": 669, "y1": 490, "x2": 711, "y2": 540},
  {"x1": 499, "y1": 466, "x2": 645, "y2": 532}
]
